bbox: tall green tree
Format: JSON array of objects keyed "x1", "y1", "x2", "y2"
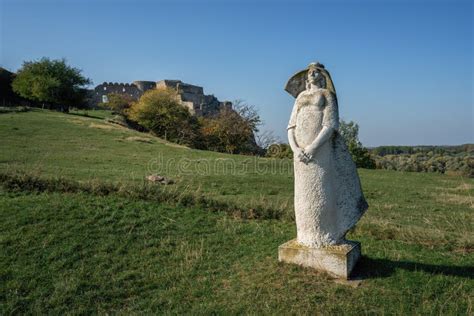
[
  {"x1": 339, "y1": 120, "x2": 376, "y2": 169},
  {"x1": 12, "y1": 58, "x2": 91, "y2": 111}
]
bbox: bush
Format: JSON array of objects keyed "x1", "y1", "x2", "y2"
[
  {"x1": 347, "y1": 142, "x2": 376, "y2": 169},
  {"x1": 199, "y1": 106, "x2": 258, "y2": 154},
  {"x1": 101, "y1": 92, "x2": 135, "y2": 114},
  {"x1": 265, "y1": 143, "x2": 293, "y2": 159},
  {"x1": 128, "y1": 88, "x2": 201, "y2": 147}
]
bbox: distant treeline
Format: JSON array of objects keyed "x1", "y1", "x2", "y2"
[
  {"x1": 369, "y1": 144, "x2": 473, "y2": 156},
  {"x1": 267, "y1": 143, "x2": 473, "y2": 177},
  {"x1": 368, "y1": 145, "x2": 473, "y2": 177}
]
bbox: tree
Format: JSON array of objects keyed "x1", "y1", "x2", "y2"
[
  {"x1": 339, "y1": 120, "x2": 376, "y2": 169},
  {"x1": 199, "y1": 102, "x2": 261, "y2": 154},
  {"x1": 256, "y1": 130, "x2": 279, "y2": 151},
  {"x1": 128, "y1": 88, "x2": 201, "y2": 146},
  {"x1": 233, "y1": 100, "x2": 261, "y2": 134},
  {"x1": 100, "y1": 92, "x2": 134, "y2": 114},
  {"x1": 12, "y1": 57, "x2": 91, "y2": 111}
]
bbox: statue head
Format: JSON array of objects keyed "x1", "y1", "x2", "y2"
[
  {"x1": 285, "y1": 61, "x2": 336, "y2": 98},
  {"x1": 306, "y1": 63, "x2": 326, "y2": 89}
]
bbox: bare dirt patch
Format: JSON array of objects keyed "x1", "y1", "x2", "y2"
[
  {"x1": 68, "y1": 118, "x2": 87, "y2": 125},
  {"x1": 447, "y1": 183, "x2": 473, "y2": 192},
  {"x1": 89, "y1": 123, "x2": 121, "y2": 130},
  {"x1": 435, "y1": 192, "x2": 473, "y2": 209},
  {"x1": 125, "y1": 136, "x2": 154, "y2": 144}
]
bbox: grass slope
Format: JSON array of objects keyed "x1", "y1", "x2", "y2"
[
  {"x1": 0, "y1": 109, "x2": 473, "y2": 314},
  {"x1": 0, "y1": 109, "x2": 292, "y2": 210}
]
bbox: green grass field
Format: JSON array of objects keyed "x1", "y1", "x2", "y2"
[{"x1": 0, "y1": 109, "x2": 473, "y2": 314}]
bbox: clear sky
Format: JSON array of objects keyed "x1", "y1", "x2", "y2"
[{"x1": 1, "y1": 0, "x2": 472, "y2": 146}]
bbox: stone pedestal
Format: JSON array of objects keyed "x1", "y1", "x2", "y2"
[{"x1": 278, "y1": 239, "x2": 361, "y2": 279}]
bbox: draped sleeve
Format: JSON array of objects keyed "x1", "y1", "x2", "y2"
[
  {"x1": 322, "y1": 91, "x2": 339, "y2": 130},
  {"x1": 287, "y1": 101, "x2": 298, "y2": 130}
]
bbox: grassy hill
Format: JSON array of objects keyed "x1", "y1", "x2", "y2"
[{"x1": 0, "y1": 109, "x2": 473, "y2": 314}]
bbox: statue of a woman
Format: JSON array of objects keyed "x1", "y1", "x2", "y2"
[{"x1": 286, "y1": 62, "x2": 368, "y2": 248}]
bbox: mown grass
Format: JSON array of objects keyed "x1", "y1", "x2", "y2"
[
  {"x1": 1, "y1": 188, "x2": 472, "y2": 314},
  {"x1": 0, "y1": 109, "x2": 473, "y2": 314}
]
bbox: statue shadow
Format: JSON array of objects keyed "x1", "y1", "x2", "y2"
[{"x1": 351, "y1": 256, "x2": 474, "y2": 280}]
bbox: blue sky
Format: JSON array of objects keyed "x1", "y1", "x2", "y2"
[{"x1": 1, "y1": 0, "x2": 472, "y2": 146}]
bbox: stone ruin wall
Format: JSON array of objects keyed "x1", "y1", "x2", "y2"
[{"x1": 91, "y1": 82, "x2": 143, "y2": 105}]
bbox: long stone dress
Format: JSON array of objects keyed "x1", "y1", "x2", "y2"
[{"x1": 288, "y1": 88, "x2": 368, "y2": 247}]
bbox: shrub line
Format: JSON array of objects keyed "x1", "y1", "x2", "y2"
[{"x1": 0, "y1": 172, "x2": 286, "y2": 221}]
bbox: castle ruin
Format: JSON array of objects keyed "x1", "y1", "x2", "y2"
[{"x1": 89, "y1": 79, "x2": 232, "y2": 117}]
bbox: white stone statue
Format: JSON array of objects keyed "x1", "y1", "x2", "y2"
[{"x1": 285, "y1": 62, "x2": 368, "y2": 248}]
